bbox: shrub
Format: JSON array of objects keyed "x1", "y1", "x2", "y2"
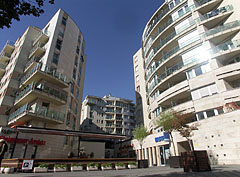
[
  {"x1": 71, "y1": 164, "x2": 83, "y2": 167},
  {"x1": 128, "y1": 162, "x2": 137, "y2": 166},
  {"x1": 87, "y1": 163, "x2": 96, "y2": 167},
  {"x1": 101, "y1": 163, "x2": 112, "y2": 168},
  {"x1": 54, "y1": 164, "x2": 66, "y2": 169},
  {"x1": 38, "y1": 164, "x2": 48, "y2": 168},
  {"x1": 116, "y1": 163, "x2": 125, "y2": 167}
]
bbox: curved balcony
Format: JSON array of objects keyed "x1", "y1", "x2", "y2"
[
  {"x1": 8, "y1": 103, "x2": 65, "y2": 126},
  {"x1": 196, "y1": 5, "x2": 233, "y2": 29},
  {"x1": 20, "y1": 63, "x2": 70, "y2": 88},
  {"x1": 145, "y1": 20, "x2": 196, "y2": 68},
  {"x1": 0, "y1": 63, "x2": 6, "y2": 77},
  {"x1": 144, "y1": 6, "x2": 191, "y2": 56},
  {"x1": 14, "y1": 82, "x2": 68, "y2": 107},
  {"x1": 203, "y1": 20, "x2": 240, "y2": 43},
  {"x1": 24, "y1": 56, "x2": 43, "y2": 73},
  {"x1": 143, "y1": 0, "x2": 187, "y2": 44},
  {"x1": 194, "y1": 0, "x2": 223, "y2": 14},
  {"x1": 216, "y1": 62, "x2": 240, "y2": 81}
]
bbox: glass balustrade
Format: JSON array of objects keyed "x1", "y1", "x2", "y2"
[
  {"x1": 204, "y1": 20, "x2": 240, "y2": 38},
  {"x1": 24, "y1": 56, "x2": 42, "y2": 70},
  {"x1": 15, "y1": 82, "x2": 67, "y2": 103},
  {"x1": 195, "y1": 0, "x2": 214, "y2": 8},
  {"x1": 8, "y1": 104, "x2": 28, "y2": 122},
  {"x1": 211, "y1": 39, "x2": 240, "y2": 54},
  {"x1": 20, "y1": 63, "x2": 70, "y2": 85}
]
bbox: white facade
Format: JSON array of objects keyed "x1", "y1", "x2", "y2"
[
  {"x1": 133, "y1": 0, "x2": 240, "y2": 165},
  {"x1": 0, "y1": 9, "x2": 86, "y2": 158}
]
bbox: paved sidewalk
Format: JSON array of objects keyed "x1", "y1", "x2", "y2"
[{"x1": 3, "y1": 165, "x2": 240, "y2": 177}]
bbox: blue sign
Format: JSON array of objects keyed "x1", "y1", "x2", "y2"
[{"x1": 155, "y1": 132, "x2": 170, "y2": 142}]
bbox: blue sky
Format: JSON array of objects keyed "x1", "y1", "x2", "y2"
[{"x1": 0, "y1": 0, "x2": 164, "y2": 102}]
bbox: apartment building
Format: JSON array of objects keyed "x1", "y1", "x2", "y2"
[
  {"x1": 133, "y1": 0, "x2": 240, "y2": 165},
  {"x1": 81, "y1": 94, "x2": 136, "y2": 137},
  {"x1": 0, "y1": 9, "x2": 86, "y2": 158}
]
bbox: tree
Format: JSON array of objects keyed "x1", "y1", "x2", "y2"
[
  {"x1": 0, "y1": 0, "x2": 55, "y2": 29},
  {"x1": 133, "y1": 125, "x2": 148, "y2": 160},
  {"x1": 154, "y1": 110, "x2": 178, "y2": 156}
]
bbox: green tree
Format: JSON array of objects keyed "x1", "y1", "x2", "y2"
[
  {"x1": 0, "y1": 0, "x2": 55, "y2": 29},
  {"x1": 133, "y1": 125, "x2": 148, "y2": 160},
  {"x1": 154, "y1": 110, "x2": 178, "y2": 156}
]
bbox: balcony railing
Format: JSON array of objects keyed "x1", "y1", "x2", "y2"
[
  {"x1": 24, "y1": 56, "x2": 42, "y2": 71},
  {"x1": 33, "y1": 31, "x2": 50, "y2": 46},
  {"x1": 20, "y1": 63, "x2": 70, "y2": 86},
  {"x1": 8, "y1": 103, "x2": 65, "y2": 123},
  {"x1": 204, "y1": 20, "x2": 240, "y2": 38},
  {"x1": 29, "y1": 42, "x2": 46, "y2": 58},
  {"x1": 145, "y1": 20, "x2": 196, "y2": 67},
  {"x1": 195, "y1": 0, "x2": 214, "y2": 8},
  {"x1": 148, "y1": 57, "x2": 198, "y2": 94},
  {"x1": 15, "y1": 82, "x2": 67, "y2": 104},
  {"x1": 143, "y1": 0, "x2": 184, "y2": 42},
  {"x1": 211, "y1": 39, "x2": 240, "y2": 54},
  {"x1": 197, "y1": 5, "x2": 233, "y2": 23}
]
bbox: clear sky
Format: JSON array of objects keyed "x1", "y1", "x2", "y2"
[{"x1": 0, "y1": 0, "x2": 164, "y2": 102}]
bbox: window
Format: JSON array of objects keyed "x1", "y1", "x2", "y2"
[
  {"x1": 58, "y1": 30, "x2": 64, "y2": 38},
  {"x1": 191, "y1": 84, "x2": 218, "y2": 100},
  {"x1": 66, "y1": 113, "x2": 70, "y2": 126},
  {"x1": 81, "y1": 55, "x2": 84, "y2": 62},
  {"x1": 78, "y1": 35, "x2": 81, "y2": 44},
  {"x1": 76, "y1": 46, "x2": 80, "y2": 55},
  {"x1": 72, "y1": 68, "x2": 76, "y2": 80},
  {"x1": 78, "y1": 64, "x2": 82, "y2": 75},
  {"x1": 136, "y1": 75, "x2": 139, "y2": 82},
  {"x1": 52, "y1": 52, "x2": 59, "y2": 65},
  {"x1": 62, "y1": 16, "x2": 67, "y2": 26},
  {"x1": 56, "y1": 39, "x2": 62, "y2": 50},
  {"x1": 206, "y1": 110, "x2": 215, "y2": 118},
  {"x1": 75, "y1": 56, "x2": 78, "y2": 66},
  {"x1": 186, "y1": 63, "x2": 211, "y2": 79},
  {"x1": 70, "y1": 84, "x2": 74, "y2": 94},
  {"x1": 89, "y1": 119, "x2": 92, "y2": 125},
  {"x1": 134, "y1": 56, "x2": 138, "y2": 63},
  {"x1": 77, "y1": 77, "x2": 80, "y2": 87},
  {"x1": 196, "y1": 112, "x2": 204, "y2": 120},
  {"x1": 136, "y1": 86, "x2": 140, "y2": 92},
  {"x1": 135, "y1": 65, "x2": 139, "y2": 72},
  {"x1": 178, "y1": 8, "x2": 184, "y2": 17}
]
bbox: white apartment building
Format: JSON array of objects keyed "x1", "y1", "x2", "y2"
[
  {"x1": 0, "y1": 9, "x2": 86, "y2": 158},
  {"x1": 81, "y1": 94, "x2": 136, "y2": 137},
  {"x1": 133, "y1": 0, "x2": 240, "y2": 165}
]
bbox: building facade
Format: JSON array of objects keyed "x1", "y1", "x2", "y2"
[
  {"x1": 133, "y1": 0, "x2": 240, "y2": 165},
  {"x1": 81, "y1": 94, "x2": 136, "y2": 137},
  {"x1": 0, "y1": 9, "x2": 86, "y2": 158}
]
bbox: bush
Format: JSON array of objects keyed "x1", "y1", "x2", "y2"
[
  {"x1": 38, "y1": 164, "x2": 48, "y2": 168},
  {"x1": 128, "y1": 162, "x2": 137, "y2": 166},
  {"x1": 101, "y1": 163, "x2": 112, "y2": 168},
  {"x1": 71, "y1": 164, "x2": 83, "y2": 167},
  {"x1": 115, "y1": 163, "x2": 125, "y2": 167},
  {"x1": 87, "y1": 163, "x2": 96, "y2": 167},
  {"x1": 54, "y1": 164, "x2": 66, "y2": 169}
]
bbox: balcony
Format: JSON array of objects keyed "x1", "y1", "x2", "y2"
[
  {"x1": 8, "y1": 103, "x2": 65, "y2": 126},
  {"x1": 86, "y1": 99, "x2": 97, "y2": 105},
  {"x1": 211, "y1": 39, "x2": 240, "y2": 61},
  {"x1": 197, "y1": 5, "x2": 233, "y2": 29},
  {"x1": 20, "y1": 63, "x2": 70, "y2": 88},
  {"x1": 216, "y1": 62, "x2": 240, "y2": 81},
  {"x1": 14, "y1": 82, "x2": 68, "y2": 107},
  {"x1": 105, "y1": 124, "x2": 114, "y2": 128},
  {"x1": 0, "y1": 63, "x2": 6, "y2": 77},
  {"x1": 1, "y1": 40, "x2": 14, "y2": 54},
  {"x1": 24, "y1": 56, "x2": 43, "y2": 73},
  {"x1": 194, "y1": 0, "x2": 223, "y2": 14},
  {"x1": 203, "y1": 20, "x2": 240, "y2": 43},
  {"x1": 33, "y1": 31, "x2": 49, "y2": 46},
  {"x1": 0, "y1": 52, "x2": 11, "y2": 63},
  {"x1": 29, "y1": 42, "x2": 46, "y2": 59}
]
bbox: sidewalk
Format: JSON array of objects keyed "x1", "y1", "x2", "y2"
[{"x1": 3, "y1": 165, "x2": 240, "y2": 177}]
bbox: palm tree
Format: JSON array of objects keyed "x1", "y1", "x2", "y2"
[{"x1": 133, "y1": 125, "x2": 148, "y2": 160}]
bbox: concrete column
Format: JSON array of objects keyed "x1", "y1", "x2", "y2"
[
  {"x1": 156, "y1": 146, "x2": 161, "y2": 166},
  {"x1": 148, "y1": 147, "x2": 153, "y2": 167},
  {"x1": 152, "y1": 146, "x2": 157, "y2": 166}
]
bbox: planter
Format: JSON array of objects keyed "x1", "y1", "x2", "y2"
[
  {"x1": 0, "y1": 167, "x2": 4, "y2": 173},
  {"x1": 101, "y1": 166, "x2": 112, "y2": 171},
  {"x1": 138, "y1": 160, "x2": 148, "y2": 168},
  {"x1": 181, "y1": 150, "x2": 211, "y2": 172},
  {"x1": 115, "y1": 165, "x2": 125, "y2": 170},
  {"x1": 169, "y1": 156, "x2": 183, "y2": 168},
  {"x1": 3, "y1": 167, "x2": 14, "y2": 174},
  {"x1": 87, "y1": 166, "x2": 98, "y2": 171},
  {"x1": 128, "y1": 164, "x2": 137, "y2": 169},
  {"x1": 34, "y1": 167, "x2": 48, "y2": 173},
  {"x1": 54, "y1": 167, "x2": 67, "y2": 172},
  {"x1": 71, "y1": 166, "x2": 83, "y2": 172}
]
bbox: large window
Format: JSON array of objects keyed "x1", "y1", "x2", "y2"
[
  {"x1": 52, "y1": 52, "x2": 59, "y2": 65},
  {"x1": 191, "y1": 83, "x2": 217, "y2": 100},
  {"x1": 186, "y1": 63, "x2": 211, "y2": 79},
  {"x1": 56, "y1": 39, "x2": 62, "y2": 50},
  {"x1": 196, "y1": 107, "x2": 224, "y2": 121}
]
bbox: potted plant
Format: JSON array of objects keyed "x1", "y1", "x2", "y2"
[
  {"x1": 101, "y1": 163, "x2": 112, "y2": 171},
  {"x1": 54, "y1": 164, "x2": 67, "y2": 172},
  {"x1": 71, "y1": 164, "x2": 83, "y2": 172},
  {"x1": 34, "y1": 164, "x2": 48, "y2": 173},
  {"x1": 133, "y1": 124, "x2": 149, "y2": 168},
  {"x1": 1, "y1": 167, "x2": 14, "y2": 174},
  {"x1": 128, "y1": 162, "x2": 137, "y2": 169},
  {"x1": 115, "y1": 162, "x2": 125, "y2": 170},
  {"x1": 87, "y1": 163, "x2": 98, "y2": 171}
]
